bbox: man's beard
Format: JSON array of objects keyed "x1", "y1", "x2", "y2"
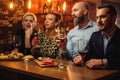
[{"x1": 74, "y1": 15, "x2": 84, "y2": 24}]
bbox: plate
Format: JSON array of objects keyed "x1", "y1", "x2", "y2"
[
  {"x1": 0, "y1": 58, "x2": 23, "y2": 61},
  {"x1": 0, "y1": 54, "x2": 34, "y2": 61},
  {"x1": 34, "y1": 59, "x2": 58, "y2": 68}
]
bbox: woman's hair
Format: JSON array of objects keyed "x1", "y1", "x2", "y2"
[
  {"x1": 46, "y1": 13, "x2": 61, "y2": 22},
  {"x1": 23, "y1": 12, "x2": 37, "y2": 22},
  {"x1": 53, "y1": 13, "x2": 61, "y2": 22}
]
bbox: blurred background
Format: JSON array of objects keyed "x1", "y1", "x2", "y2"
[{"x1": 0, "y1": 0, "x2": 120, "y2": 51}]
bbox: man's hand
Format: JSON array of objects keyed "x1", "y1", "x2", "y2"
[
  {"x1": 85, "y1": 59, "x2": 104, "y2": 69},
  {"x1": 73, "y1": 55, "x2": 83, "y2": 65}
]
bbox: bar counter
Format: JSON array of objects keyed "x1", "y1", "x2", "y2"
[{"x1": 0, "y1": 59, "x2": 120, "y2": 80}]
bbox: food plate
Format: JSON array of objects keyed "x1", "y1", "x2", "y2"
[
  {"x1": 0, "y1": 58, "x2": 23, "y2": 61},
  {"x1": 0, "y1": 51, "x2": 24, "y2": 61},
  {"x1": 34, "y1": 59, "x2": 58, "y2": 67},
  {"x1": 0, "y1": 55, "x2": 34, "y2": 61}
]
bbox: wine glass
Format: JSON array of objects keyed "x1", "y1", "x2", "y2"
[
  {"x1": 33, "y1": 32, "x2": 40, "y2": 48},
  {"x1": 76, "y1": 39, "x2": 88, "y2": 67},
  {"x1": 13, "y1": 35, "x2": 22, "y2": 52},
  {"x1": 56, "y1": 29, "x2": 66, "y2": 69},
  {"x1": 57, "y1": 29, "x2": 67, "y2": 59},
  {"x1": 57, "y1": 28, "x2": 66, "y2": 46}
]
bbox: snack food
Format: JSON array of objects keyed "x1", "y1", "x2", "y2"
[
  {"x1": 0, "y1": 55, "x2": 9, "y2": 59},
  {"x1": 8, "y1": 51, "x2": 24, "y2": 59},
  {"x1": 0, "y1": 51, "x2": 24, "y2": 60},
  {"x1": 23, "y1": 55, "x2": 34, "y2": 59},
  {"x1": 41, "y1": 58, "x2": 57, "y2": 66},
  {"x1": 34, "y1": 58, "x2": 57, "y2": 67}
]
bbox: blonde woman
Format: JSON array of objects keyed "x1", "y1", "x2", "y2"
[{"x1": 12, "y1": 12, "x2": 38, "y2": 55}]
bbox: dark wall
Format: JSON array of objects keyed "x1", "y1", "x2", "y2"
[
  {"x1": 103, "y1": 1, "x2": 120, "y2": 27},
  {"x1": 0, "y1": 1, "x2": 27, "y2": 51}
]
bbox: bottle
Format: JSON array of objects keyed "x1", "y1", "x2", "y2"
[{"x1": 43, "y1": 3, "x2": 48, "y2": 14}]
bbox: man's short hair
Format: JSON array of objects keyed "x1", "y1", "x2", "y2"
[{"x1": 97, "y1": 4, "x2": 117, "y2": 17}]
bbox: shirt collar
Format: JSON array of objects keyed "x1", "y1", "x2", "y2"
[
  {"x1": 102, "y1": 27, "x2": 116, "y2": 40},
  {"x1": 76, "y1": 20, "x2": 93, "y2": 30}
]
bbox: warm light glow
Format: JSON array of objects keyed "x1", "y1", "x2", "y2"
[
  {"x1": 9, "y1": 2, "x2": 13, "y2": 9},
  {"x1": 25, "y1": 64, "x2": 29, "y2": 71},
  {"x1": 48, "y1": 0, "x2": 51, "y2": 3},
  {"x1": 55, "y1": 27, "x2": 60, "y2": 33},
  {"x1": 28, "y1": 0, "x2": 31, "y2": 9},
  {"x1": 63, "y1": 1, "x2": 66, "y2": 14}
]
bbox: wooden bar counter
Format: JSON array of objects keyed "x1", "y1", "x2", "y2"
[{"x1": 0, "y1": 59, "x2": 120, "y2": 80}]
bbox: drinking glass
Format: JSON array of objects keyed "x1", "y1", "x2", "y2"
[
  {"x1": 57, "y1": 29, "x2": 67, "y2": 59},
  {"x1": 76, "y1": 39, "x2": 88, "y2": 67},
  {"x1": 56, "y1": 29, "x2": 66, "y2": 69},
  {"x1": 33, "y1": 32, "x2": 40, "y2": 48}
]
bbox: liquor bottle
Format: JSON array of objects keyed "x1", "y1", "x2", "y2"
[{"x1": 43, "y1": 3, "x2": 48, "y2": 14}]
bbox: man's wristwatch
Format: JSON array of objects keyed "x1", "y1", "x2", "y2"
[{"x1": 72, "y1": 53, "x2": 79, "y2": 59}]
